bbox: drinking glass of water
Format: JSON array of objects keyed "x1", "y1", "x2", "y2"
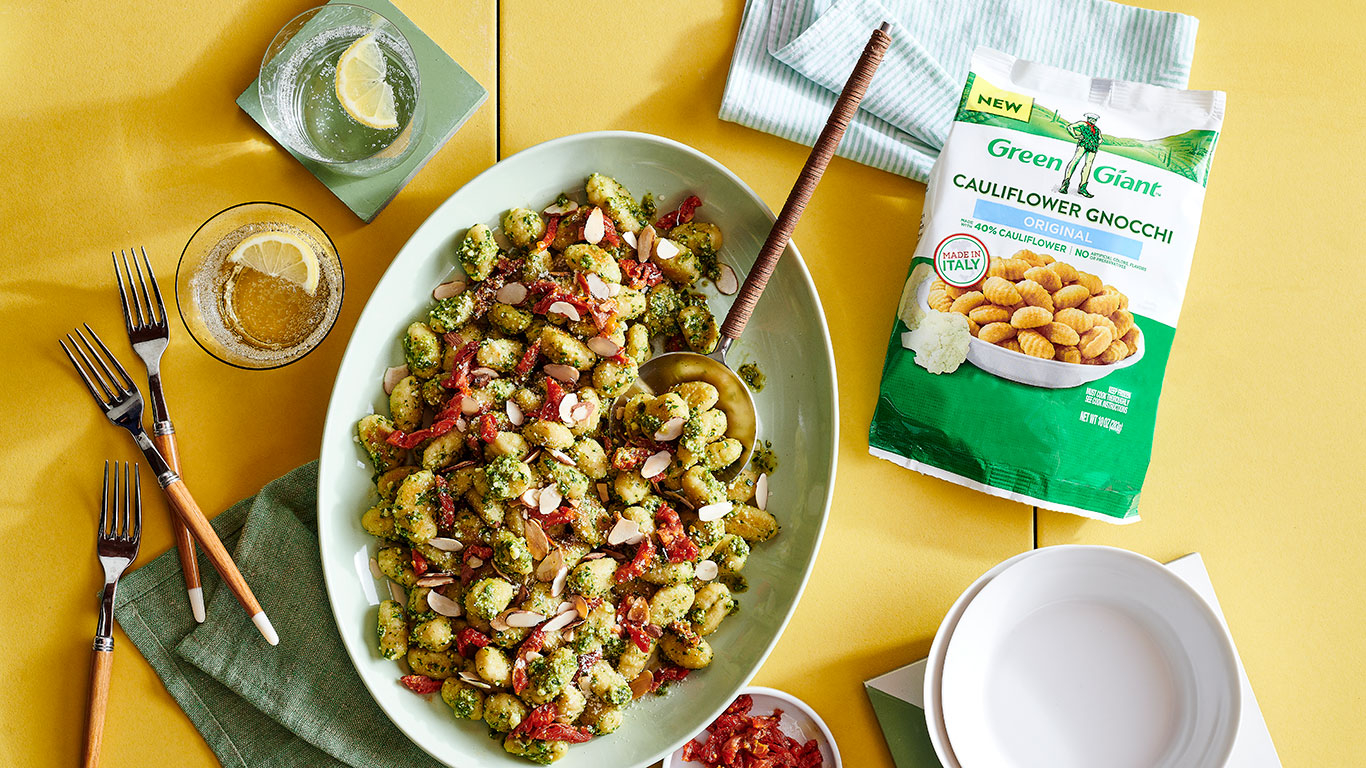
[{"x1": 259, "y1": 4, "x2": 423, "y2": 176}]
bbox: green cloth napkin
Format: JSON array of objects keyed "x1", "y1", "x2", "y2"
[{"x1": 113, "y1": 462, "x2": 443, "y2": 768}]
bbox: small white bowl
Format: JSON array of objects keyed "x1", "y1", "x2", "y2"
[{"x1": 664, "y1": 686, "x2": 841, "y2": 768}]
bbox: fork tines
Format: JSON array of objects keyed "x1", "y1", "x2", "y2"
[
  {"x1": 60, "y1": 324, "x2": 140, "y2": 411},
  {"x1": 100, "y1": 460, "x2": 142, "y2": 547},
  {"x1": 113, "y1": 247, "x2": 167, "y2": 333}
]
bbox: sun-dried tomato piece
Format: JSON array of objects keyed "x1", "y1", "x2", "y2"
[
  {"x1": 679, "y1": 693, "x2": 823, "y2": 767},
  {"x1": 385, "y1": 415, "x2": 461, "y2": 450},
  {"x1": 512, "y1": 338, "x2": 541, "y2": 380},
  {"x1": 527, "y1": 723, "x2": 594, "y2": 743},
  {"x1": 656, "y1": 505, "x2": 700, "y2": 563},
  {"x1": 622, "y1": 623, "x2": 654, "y2": 653},
  {"x1": 478, "y1": 412, "x2": 499, "y2": 443},
  {"x1": 399, "y1": 675, "x2": 443, "y2": 695},
  {"x1": 434, "y1": 476, "x2": 456, "y2": 531},
  {"x1": 575, "y1": 650, "x2": 602, "y2": 677},
  {"x1": 510, "y1": 703, "x2": 557, "y2": 739},
  {"x1": 650, "y1": 665, "x2": 690, "y2": 692},
  {"x1": 539, "y1": 378, "x2": 568, "y2": 421},
  {"x1": 618, "y1": 258, "x2": 664, "y2": 289},
  {"x1": 664, "y1": 334, "x2": 688, "y2": 353},
  {"x1": 611, "y1": 446, "x2": 654, "y2": 472},
  {"x1": 654, "y1": 195, "x2": 701, "y2": 230},
  {"x1": 534, "y1": 215, "x2": 560, "y2": 251},
  {"x1": 615, "y1": 537, "x2": 656, "y2": 584},
  {"x1": 411, "y1": 548, "x2": 429, "y2": 577},
  {"x1": 465, "y1": 544, "x2": 493, "y2": 562},
  {"x1": 454, "y1": 628, "x2": 490, "y2": 658}
]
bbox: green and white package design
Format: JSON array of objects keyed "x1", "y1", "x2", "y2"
[{"x1": 870, "y1": 48, "x2": 1226, "y2": 522}]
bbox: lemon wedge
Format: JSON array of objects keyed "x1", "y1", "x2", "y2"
[
  {"x1": 335, "y1": 32, "x2": 398, "y2": 130},
  {"x1": 229, "y1": 231, "x2": 320, "y2": 295}
]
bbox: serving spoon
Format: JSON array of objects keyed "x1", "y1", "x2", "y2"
[{"x1": 621, "y1": 22, "x2": 893, "y2": 480}]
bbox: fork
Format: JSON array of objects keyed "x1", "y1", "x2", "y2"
[
  {"x1": 113, "y1": 247, "x2": 204, "y2": 623},
  {"x1": 60, "y1": 324, "x2": 278, "y2": 645},
  {"x1": 85, "y1": 461, "x2": 141, "y2": 768}
]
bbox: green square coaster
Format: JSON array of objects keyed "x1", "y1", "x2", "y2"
[{"x1": 237, "y1": 0, "x2": 486, "y2": 222}]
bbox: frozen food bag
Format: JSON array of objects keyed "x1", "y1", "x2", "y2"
[{"x1": 870, "y1": 48, "x2": 1225, "y2": 522}]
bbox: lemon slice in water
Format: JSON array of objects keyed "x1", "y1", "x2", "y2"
[
  {"x1": 229, "y1": 231, "x2": 320, "y2": 295},
  {"x1": 335, "y1": 32, "x2": 398, "y2": 130}
]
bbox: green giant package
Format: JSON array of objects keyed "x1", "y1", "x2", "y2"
[{"x1": 870, "y1": 48, "x2": 1226, "y2": 522}]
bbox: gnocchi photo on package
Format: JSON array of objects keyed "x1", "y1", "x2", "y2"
[{"x1": 871, "y1": 48, "x2": 1225, "y2": 522}]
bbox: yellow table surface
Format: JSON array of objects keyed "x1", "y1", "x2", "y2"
[{"x1": 1, "y1": 0, "x2": 1360, "y2": 766}]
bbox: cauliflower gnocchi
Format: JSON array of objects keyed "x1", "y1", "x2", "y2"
[
  {"x1": 356, "y1": 175, "x2": 778, "y2": 763},
  {"x1": 934, "y1": 249, "x2": 1140, "y2": 364}
]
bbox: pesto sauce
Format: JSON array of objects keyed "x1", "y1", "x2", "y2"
[
  {"x1": 750, "y1": 439, "x2": 778, "y2": 474},
  {"x1": 737, "y1": 363, "x2": 766, "y2": 392}
]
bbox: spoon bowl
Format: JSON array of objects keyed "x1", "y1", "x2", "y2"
[{"x1": 622, "y1": 348, "x2": 757, "y2": 481}]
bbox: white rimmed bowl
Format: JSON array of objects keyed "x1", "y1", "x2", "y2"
[
  {"x1": 940, "y1": 546, "x2": 1240, "y2": 768},
  {"x1": 915, "y1": 279, "x2": 1144, "y2": 388},
  {"x1": 316, "y1": 131, "x2": 839, "y2": 768},
  {"x1": 663, "y1": 687, "x2": 841, "y2": 768}
]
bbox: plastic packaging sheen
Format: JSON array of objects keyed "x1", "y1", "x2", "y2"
[{"x1": 869, "y1": 48, "x2": 1226, "y2": 522}]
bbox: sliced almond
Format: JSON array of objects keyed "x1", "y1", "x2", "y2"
[
  {"x1": 640, "y1": 450, "x2": 671, "y2": 479},
  {"x1": 607, "y1": 282, "x2": 623, "y2": 297},
  {"x1": 637, "y1": 225, "x2": 656, "y2": 263},
  {"x1": 433, "y1": 279, "x2": 466, "y2": 300},
  {"x1": 697, "y1": 501, "x2": 733, "y2": 522},
  {"x1": 455, "y1": 417, "x2": 468, "y2": 432},
  {"x1": 570, "y1": 401, "x2": 594, "y2": 424},
  {"x1": 653, "y1": 417, "x2": 685, "y2": 442},
  {"x1": 582, "y1": 552, "x2": 606, "y2": 561},
  {"x1": 467, "y1": 556, "x2": 484, "y2": 569},
  {"x1": 621, "y1": 230, "x2": 638, "y2": 248},
  {"x1": 597, "y1": 483, "x2": 610, "y2": 503},
  {"x1": 543, "y1": 363, "x2": 580, "y2": 383},
  {"x1": 416, "y1": 574, "x2": 456, "y2": 588},
  {"x1": 653, "y1": 238, "x2": 680, "y2": 261},
  {"x1": 496, "y1": 282, "x2": 528, "y2": 305},
  {"x1": 695, "y1": 560, "x2": 719, "y2": 581},
  {"x1": 716, "y1": 263, "x2": 739, "y2": 295},
  {"x1": 458, "y1": 671, "x2": 493, "y2": 690},
  {"x1": 547, "y1": 301, "x2": 581, "y2": 322},
  {"x1": 524, "y1": 520, "x2": 551, "y2": 560},
  {"x1": 549, "y1": 449, "x2": 576, "y2": 466},
  {"x1": 583, "y1": 207, "x2": 607, "y2": 245},
  {"x1": 426, "y1": 589, "x2": 463, "y2": 617},
  {"x1": 573, "y1": 594, "x2": 590, "y2": 618},
  {"x1": 506, "y1": 399, "x2": 525, "y2": 426},
  {"x1": 425, "y1": 537, "x2": 464, "y2": 552},
  {"x1": 505, "y1": 610, "x2": 546, "y2": 628},
  {"x1": 536, "y1": 548, "x2": 566, "y2": 582},
  {"x1": 542, "y1": 608, "x2": 578, "y2": 633},
  {"x1": 551, "y1": 566, "x2": 569, "y2": 597},
  {"x1": 756, "y1": 472, "x2": 769, "y2": 511},
  {"x1": 368, "y1": 557, "x2": 385, "y2": 580},
  {"x1": 584, "y1": 272, "x2": 611, "y2": 300},
  {"x1": 387, "y1": 581, "x2": 407, "y2": 603},
  {"x1": 626, "y1": 597, "x2": 649, "y2": 624},
  {"x1": 587, "y1": 336, "x2": 622, "y2": 357},
  {"x1": 558, "y1": 392, "x2": 580, "y2": 424},
  {"x1": 543, "y1": 200, "x2": 578, "y2": 215},
  {"x1": 607, "y1": 517, "x2": 641, "y2": 546},
  {"x1": 539, "y1": 485, "x2": 563, "y2": 515},
  {"x1": 630, "y1": 670, "x2": 654, "y2": 700},
  {"x1": 382, "y1": 364, "x2": 410, "y2": 395},
  {"x1": 460, "y1": 396, "x2": 481, "y2": 416},
  {"x1": 490, "y1": 612, "x2": 511, "y2": 632},
  {"x1": 519, "y1": 488, "x2": 541, "y2": 508}
]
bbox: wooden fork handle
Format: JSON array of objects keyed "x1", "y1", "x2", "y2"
[
  {"x1": 83, "y1": 643, "x2": 113, "y2": 768},
  {"x1": 161, "y1": 479, "x2": 278, "y2": 645},
  {"x1": 151, "y1": 430, "x2": 205, "y2": 621},
  {"x1": 720, "y1": 22, "x2": 892, "y2": 342}
]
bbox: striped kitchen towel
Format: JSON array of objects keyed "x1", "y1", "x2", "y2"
[{"x1": 720, "y1": 0, "x2": 1200, "y2": 181}]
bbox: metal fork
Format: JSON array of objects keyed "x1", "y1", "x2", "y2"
[
  {"x1": 113, "y1": 247, "x2": 204, "y2": 623},
  {"x1": 59, "y1": 325, "x2": 277, "y2": 645},
  {"x1": 84, "y1": 461, "x2": 141, "y2": 768}
]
